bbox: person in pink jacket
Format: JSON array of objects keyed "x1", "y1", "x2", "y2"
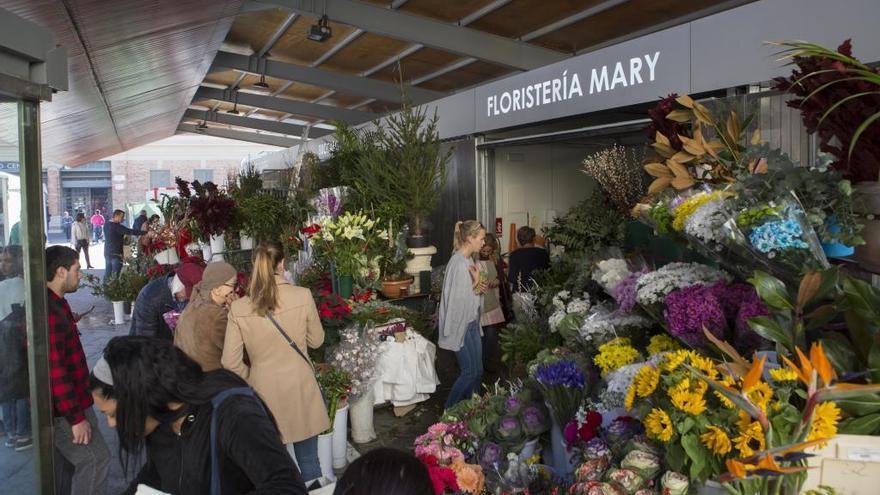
[{"x1": 89, "y1": 210, "x2": 105, "y2": 242}]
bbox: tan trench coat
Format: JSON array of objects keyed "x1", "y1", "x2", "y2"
[{"x1": 221, "y1": 276, "x2": 328, "y2": 444}]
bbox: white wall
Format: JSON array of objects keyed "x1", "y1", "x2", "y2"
[
  {"x1": 101, "y1": 134, "x2": 282, "y2": 165},
  {"x1": 493, "y1": 143, "x2": 598, "y2": 252}
]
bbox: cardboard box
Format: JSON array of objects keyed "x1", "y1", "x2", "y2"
[{"x1": 804, "y1": 435, "x2": 880, "y2": 494}]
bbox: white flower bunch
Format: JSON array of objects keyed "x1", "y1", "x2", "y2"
[
  {"x1": 566, "y1": 296, "x2": 591, "y2": 314},
  {"x1": 548, "y1": 291, "x2": 591, "y2": 333},
  {"x1": 548, "y1": 309, "x2": 567, "y2": 333},
  {"x1": 604, "y1": 361, "x2": 644, "y2": 396},
  {"x1": 330, "y1": 323, "x2": 382, "y2": 400},
  {"x1": 312, "y1": 211, "x2": 389, "y2": 242},
  {"x1": 551, "y1": 290, "x2": 571, "y2": 310},
  {"x1": 578, "y1": 311, "x2": 652, "y2": 345},
  {"x1": 592, "y1": 258, "x2": 631, "y2": 291},
  {"x1": 684, "y1": 199, "x2": 730, "y2": 244},
  {"x1": 635, "y1": 262, "x2": 731, "y2": 305}
]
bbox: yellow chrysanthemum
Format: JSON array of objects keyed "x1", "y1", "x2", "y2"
[
  {"x1": 595, "y1": 339, "x2": 641, "y2": 376},
  {"x1": 647, "y1": 334, "x2": 681, "y2": 355},
  {"x1": 669, "y1": 379, "x2": 707, "y2": 415},
  {"x1": 662, "y1": 349, "x2": 695, "y2": 373},
  {"x1": 690, "y1": 354, "x2": 718, "y2": 380},
  {"x1": 745, "y1": 381, "x2": 773, "y2": 413},
  {"x1": 645, "y1": 408, "x2": 674, "y2": 443},
  {"x1": 624, "y1": 383, "x2": 636, "y2": 410},
  {"x1": 633, "y1": 365, "x2": 660, "y2": 398},
  {"x1": 769, "y1": 368, "x2": 799, "y2": 382},
  {"x1": 808, "y1": 402, "x2": 841, "y2": 445},
  {"x1": 734, "y1": 420, "x2": 766, "y2": 457},
  {"x1": 700, "y1": 426, "x2": 732, "y2": 456},
  {"x1": 672, "y1": 191, "x2": 729, "y2": 231}
]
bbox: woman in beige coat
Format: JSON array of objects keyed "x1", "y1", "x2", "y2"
[{"x1": 221, "y1": 242, "x2": 328, "y2": 485}]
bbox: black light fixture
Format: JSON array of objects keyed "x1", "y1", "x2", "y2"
[
  {"x1": 226, "y1": 88, "x2": 241, "y2": 115},
  {"x1": 250, "y1": 73, "x2": 270, "y2": 92},
  {"x1": 307, "y1": 15, "x2": 332, "y2": 42},
  {"x1": 196, "y1": 118, "x2": 208, "y2": 131}
]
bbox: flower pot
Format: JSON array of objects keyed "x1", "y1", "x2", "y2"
[
  {"x1": 200, "y1": 243, "x2": 212, "y2": 262},
  {"x1": 518, "y1": 438, "x2": 539, "y2": 463},
  {"x1": 336, "y1": 275, "x2": 354, "y2": 299},
  {"x1": 153, "y1": 248, "x2": 179, "y2": 265},
  {"x1": 240, "y1": 233, "x2": 255, "y2": 250},
  {"x1": 854, "y1": 181, "x2": 880, "y2": 272},
  {"x1": 112, "y1": 301, "x2": 126, "y2": 325},
  {"x1": 380, "y1": 276, "x2": 414, "y2": 299},
  {"x1": 405, "y1": 246, "x2": 437, "y2": 294},
  {"x1": 317, "y1": 432, "x2": 336, "y2": 482},
  {"x1": 210, "y1": 234, "x2": 225, "y2": 259},
  {"x1": 350, "y1": 389, "x2": 377, "y2": 444},
  {"x1": 331, "y1": 404, "x2": 349, "y2": 470},
  {"x1": 548, "y1": 409, "x2": 576, "y2": 476},
  {"x1": 821, "y1": 216, "x2": 855, "y2": 258}
]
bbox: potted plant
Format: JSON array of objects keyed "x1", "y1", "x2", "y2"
[
  {"x1": 773, "y1": 40, "x2": 880, "y2": 270},
  {"x1": 88, "y1": 269, "x2": 147, "y2": 325},
  {"x1": 229, "y1": 165, "x2": 264, "y2": 249},
  {"x1": 379, "y1": 226, "x2": 414, "y2": 298},
  {"x1": 177, "y1": 177, "x2": 236, "y2": 259},
  {"x1": 237, "y1": 192, "x2": 290, "y2": 248}
]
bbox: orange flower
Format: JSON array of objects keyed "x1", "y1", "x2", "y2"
[
  {"x1": 810, "y1": 342, "x2": 836, "y2": 387},
  {"x1": 742, "y1": 353, "x2": 766, "y2": 391},
  {"x1": 451, "y1": 459, "x2": 484, "y2": 494}
]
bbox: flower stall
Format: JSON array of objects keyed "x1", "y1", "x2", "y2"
[{"x1": 405, "y1": 39, "x2": 880, "y2": 495}]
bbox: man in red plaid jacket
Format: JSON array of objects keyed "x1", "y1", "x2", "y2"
[{"x1": 46, "y1": 246, "x2": 109, "y2": 494}]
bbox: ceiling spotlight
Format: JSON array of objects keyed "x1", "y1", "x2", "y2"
[
  {"x1": 307, "y1": 15, "x2": 332, "y2": 42},
  {"x1": 251, "y1": 74, "x2": 270, "y2": 92}
]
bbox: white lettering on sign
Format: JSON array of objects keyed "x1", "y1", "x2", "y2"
[
  {"x1": 487, "y1": 52, "x2": 660, "y2": 117},
  {"x1": 590, "y1": 52, "x2": 661, "y2": 94},
  {"x1": 486, "y1": 70, "x2": 583, "y2": 117}
]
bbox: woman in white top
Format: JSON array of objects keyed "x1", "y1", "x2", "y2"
[
  {"x1": 71, "y1": 212, "x2": 93, "y2": 269},
  {"x1": 437, "y1": 220, "x2": 487, "y2": 409}
]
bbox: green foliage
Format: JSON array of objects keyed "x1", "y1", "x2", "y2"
[
  {"x1": 500, "y1": 320, "x2": 561, "y2": 378},
  {"x1": 237, "y1": 193, "x2": 292, "y2": 243},
  {"x1": 544, "y1": 194, "x2": 626, "y2": 256},
  {"x1": 229, "y1": 163, "x2": 264, "y2": 200},
  {"x1": 88, "y1": 269, "x2": 148, "y2": 302},
  {"x1": 341, "y1": 102, "x2": 453, "y2": 236}
]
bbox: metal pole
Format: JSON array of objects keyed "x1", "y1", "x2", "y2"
[{"x1": 19, "y1": 98, "x2": 54, "y2": 495}]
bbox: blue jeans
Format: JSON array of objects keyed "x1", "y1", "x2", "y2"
[
  {"x1": 445, "y1": 321, "x2": 483, "y2": 409},
  {"x1": 289, "y1": 436, "x2": 321, "y2": 481},
  {"x1": 1, "y1": 399, "x2": 31, "y2": 437},
  {"x1": 105, "y1": 256, "x2": 122, "y2": 277}
]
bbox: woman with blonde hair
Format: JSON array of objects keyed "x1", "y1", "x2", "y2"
[
  {"x1": 438, "y1": 220, "x2": 486, "y2": 409},
  {"x1": 222, "y1": 242, "x2": 329, "y2": 488}
]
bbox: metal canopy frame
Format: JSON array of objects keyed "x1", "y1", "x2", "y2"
[
  {"x1": 177, "y1": 123, "x2": 299, "y2": 147},
  {"x1": 193, "y1": 86, "x2": 376, "y2": 123},
  {"x1": 252, "y1": 0, "x2": 567, "y2": 70},
  {"x1": 211, "y1": 51, "x2": 444, "y2": 104},
  {"x1": 183, "y1": 108, "x2": 333, "y2": 138}
]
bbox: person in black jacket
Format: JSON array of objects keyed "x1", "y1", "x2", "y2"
[
  {"x1": 507, "y1": 226, "x2": 550, "y2": 293},
  {"x1": 129, "y1": 261, "x2": 204, "y2": 341},
  {"x1": 103, "y1": 210, "x2": 144, "y2": 277},
  {"x1": 89, "y1": 336, "x2": 307, "y2": 495}
]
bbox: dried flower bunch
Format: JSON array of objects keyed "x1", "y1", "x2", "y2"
[{"x1": 582, "y1": 144, "x2": 646, "y2": 214}]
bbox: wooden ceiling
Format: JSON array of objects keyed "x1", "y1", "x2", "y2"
[{"x1": 184, "y1": 0, "x2": 753, "y2": 145}]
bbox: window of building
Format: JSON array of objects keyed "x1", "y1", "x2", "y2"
[
  {"x1": 150, "y1": 170, "x2": 171, "y2": 189},
  {"x1": 193, "y1": 169, "x2": 214, "y2": 183}
]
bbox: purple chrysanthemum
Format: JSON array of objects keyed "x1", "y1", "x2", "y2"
[{"x1": 663, "y1": 284, "x2": 727, "y2": 348}]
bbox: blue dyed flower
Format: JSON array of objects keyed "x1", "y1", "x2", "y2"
[
  {"x1": 534, "y1": 360, "x2": 586, "y2": 390},
  {"x1": 748, "y1": 218, "x2": 809, "y2": 254}
]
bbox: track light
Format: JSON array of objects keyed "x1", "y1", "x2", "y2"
[
  {"x1": 227, "y1": 89, "x2": 241, "y2": 115},
  {"x1": 196, "y1": 119, "x2": 208, "y2": 132},
  {"x1": 250, "y1": 74, "x2": 270, "y2": 92},
  {"x1": 307, "y1": 15, "x2": 331, "y2": 42}
]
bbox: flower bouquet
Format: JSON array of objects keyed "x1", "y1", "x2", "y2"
[
  {"x1": 728, "y1": 194, "x2": 830, "y2": 284},
  {"x1": 547, "y1": 290, "x2": 592, "y2": 339},
  {"x1": 634, "y1": 262, "x2": 731, "y2": 321},
  {"x1": 533, "y1": 359, "x2": 588, "y2": 429},
  {"x1": 577, "y1": 303, "x2": 654, "y2": 356},
  {"x1": 310, "y1": 211, "x2": 390, "y2": 279},
  {"x1": 329, "y1": 323, "x2": 381, "y2": 401},
  {"x1": 177, "y1": 178, "x2": 236, "y2": 241},
  {"x1": 414, "y1": 422, "x2": 485, "y2": 494},
  {"x1": 315, "y1": 364, "x2": 352, "y2": 434}
]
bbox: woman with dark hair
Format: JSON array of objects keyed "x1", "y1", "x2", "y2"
[
  {"x1": 507, "y1": 226, "x2": 550, "y2": 293},
  {"x1": 222, "y1": 242, "x2": 328, "y2": 487},
  {"x1": 478, "y1": 233, "x2": 506, "y2": 373},
  {"x1": 333, "y1": 448, "x2": 433, "y2": 495},
  {"x1": 89, "y1": 336, "x2": 307, "y2": 494}
]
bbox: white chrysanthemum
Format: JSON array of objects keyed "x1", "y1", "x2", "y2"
[
  {"x1": 566, "y1": 297, "x2": 591, "y2": 314},
  {"x1": 548, "y1": 309, "x2": 567, "y2": 332},
  {"x1": 593, "y1": 258, "x2": 631, "y2": 290},
  {"x1": 635, "y1": 262, "x2": 731, "y2": 305},
  {"x1": 684, "y1": 199, "x2": 729, "y2": 244}
]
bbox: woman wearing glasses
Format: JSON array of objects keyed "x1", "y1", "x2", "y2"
[{"x1": 174, "y1": 261, "x2": 239, "y2": 371}]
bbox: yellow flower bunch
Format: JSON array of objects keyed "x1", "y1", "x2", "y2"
[
  {"x1": 594, "y1": 337, "x2": 641, "y2": 376},
  {"x1": 769, "y1": 367, "x2": 799, "y2": 382},
  {"x1": 660, "y1": 349, "x2": 697, "y2": 373},
  {"x1": 671, "y1": 191, "x2": 731, "y2": 231},
  {"x1": 700, "y1": 426, "x2": 732, "y2": 455},
  {"x1": 807, "y1": 402, "x2": 841, "y2": 444},
  {"x1": 633, "y1": 365, "x2": 660, "y2": 398},
  {"x1": 645, "y1": 407, "x2": 674, "y2": 442},
  {"x1": 669, "y1": 378, "x2": 708, "y2": 415},
  {"x1": 647, "y1": 334, "x2": 681, "y2": 355}
]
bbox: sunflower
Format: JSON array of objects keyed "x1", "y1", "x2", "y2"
[
  {"x1": 769, "y1": 367, "x2": 799, "y2": 382},
  {"x1": 690, "y1": 354, "x2": 718, "y2": 379},
  {"x1": 745, "y1": 381, "x2": 773, "y2": 413},
  {"x1": 662, "y1": 350, "x2": 695, "y2": 373},
  {"x1": 669, "y1": 379, "x2": 707, "y2": 416},
  {"x1": 700, "y1": 426, "x2": 732, "y2": 455},
  {"x1": 624, "y1": 382, "x2": 636, "y2": 410},
  {"x1": 633, "y1": 365, "x2": 660, "y2": 398},
  {"x1": 808, "y1": 402, "x2": 841, "y2": 444},
  {"x1": 645, "y1": 408, "x2": 674, "y2": 442},
  {"x1": 715, "y1": 373, "x2": 737, "y2": 409},
  {"x1": 733, "y1": 420, "x2": 766, "y2": 457}
]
